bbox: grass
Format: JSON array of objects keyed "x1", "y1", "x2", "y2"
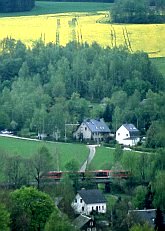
[
  {"x1": 150, "y1": 57, "x2": 165, "y2": 77},
  {"x1": 0, "y1": 1, "x2": 112, "y2": 17},
  {"x1": 89, "y1": 146, "x2": 114, "y2": 170},
  {"x1": 0, "y1": 136, "x2": 88, "y2": 170}
]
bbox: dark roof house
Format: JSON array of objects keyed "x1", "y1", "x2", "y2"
[
  {"x1": 123, "y1": 124, "x2": 139, "y2": 138},
  {"x1": 73, "y1": 214, "x2": 96, "y2": 231},
  {"x1": 128, "y1": 209, "x2": 156, "y2": 228},
  {"x1": 72, "y1": 189, "x2": 107, "y2": 215},
  {"x1": 73, "y1": 118, "x2": 110, "y2": 142},
  {"x1": 116, "y1": 123, "x2": 140, "y2": 146},
  {"x1": 78, "y1": 189, "x2": 106, "y2": 204},
  {"x1": 84, "y1": 119, "x2": 110, "y2": 134}
]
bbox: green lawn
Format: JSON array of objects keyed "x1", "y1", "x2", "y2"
[
  {"x1": 89, "y1": 146, "x2": 114, "y2": 170},
  {"x1": 0, "y1": 136, "x2": 88, "y2": 170},
  {"x1": 0, "y1": 1, "x2": 112, "y2": 17},
  {"x1": 150, "y1": 57, "x2": 165, "y2": 77}
]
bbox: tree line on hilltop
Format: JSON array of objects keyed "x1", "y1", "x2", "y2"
[
  {"x1": 0, "y1": 0, "x2": 35, "y2": 13},
  {"x1": 0, "y1": 38, "x2": 164, "y2": 148},
  {"x1": 111, "y1": 0, "x2": 165, "y2": 23},
  {"x1": 38, "y1": 0, "x2": 115, "y2": 2}
]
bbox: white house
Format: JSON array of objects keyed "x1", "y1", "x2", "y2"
[
  {"x1": 73, "y1": 119, "x2": 110, "y2": 142},
  {"x1": 72, "y1": 189, "x2": 106, "y2": 215},
  {"x1": 116, "y1": 124, "x2": 140, "y2": 146}
]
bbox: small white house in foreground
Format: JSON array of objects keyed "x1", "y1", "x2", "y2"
[
  {"x1": 116, "y1": 124, "x2": 140, "y2": 146},
  {"x1": 72, "y1": 189, "x2": 106, "y2": 215}
]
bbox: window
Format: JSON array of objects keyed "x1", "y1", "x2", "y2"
[
  {"x1": 90, "y1": 221, "x2": 93, "y2": 226},
  {"x1": 118, "y1": 133, "x2": 120, "y2": 136},
  {"x1": 75, "y1": 199, "x2": 77, "y2": 203},
  {"x1": 92, "y1": 206, "x2": 94, "y2": 211},
  {"x1": 85, "y1": 127, "x2": 87, "y2": 131},
  {"x1": 102, "y1": 206, "x2": 104, "y2": 210},
  {"x1": 80, "y1": 199, "x2": 83, "y2": 203},
  {"x1": 126, "y1": 134, "x2": 128, "y2": 136},
  {"x1": 99, "y1": 206, "x2": 100, "y2": 210},
  {"x1": 87, "y1": 228, "x2": 91, "y2": 231},
  {"x1": 82, "y1": 206, "x2": 84, "y2": 211}
]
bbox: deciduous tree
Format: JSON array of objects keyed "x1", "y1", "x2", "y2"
[
  {"x1": 10, "y1": 186, "x2": 55, "y2": 231},
  {"x1": 0, "y1": 203, "x2": 10, "y2": 231}
]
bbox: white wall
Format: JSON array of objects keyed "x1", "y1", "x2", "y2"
[
  {"x1": 72, "y1": 194, "x2": 106, "y2": 215},
  {"x1": 116, "y1": 125, "x2": 139, "y2": 146},
  {"x1": 86, "y1": 203, "x2": 106, "y2": 215},
  {"x1": 116, "y1": 125, "x2": 129, "y2": 143}
]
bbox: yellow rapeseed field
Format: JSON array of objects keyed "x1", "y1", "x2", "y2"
[{"x1": 0, "y1": 12, "x2": 164, "y2": 57}]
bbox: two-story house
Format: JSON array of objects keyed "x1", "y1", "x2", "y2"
[
  {"x1": 73, "y1": 119, "x2": 110, "y2": 142},
  {"x1": 72, "y1": 189, "x2": 106, "y2": 215},
  {"x1": 116, "y1": 124, "x2": 140, "y2": 146}
]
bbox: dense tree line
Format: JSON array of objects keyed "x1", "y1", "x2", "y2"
[
  {"x1": 0, "y1": 38, "x2": 164, "y2": 148},
  {"x1": 38, "y1": 0, "x2": 114, "y2": 2},
  {"x1": 0, "y1": 0, "x2": 35, "y2": 13},
  {"x1": 111, "y1": 0, "x2": 165, "y2": 23}
]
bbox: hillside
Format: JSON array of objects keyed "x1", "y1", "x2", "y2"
[
  {"x1": 0, "y1": 136, "x2": 88, "y2": 170},
  {"x1": 0, "y1": 1, "x2": 164, "y2": 58}
]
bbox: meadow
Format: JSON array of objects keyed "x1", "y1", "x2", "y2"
[
  {"x1": 0, "y1": 136, "x2": 88, "y2": 170},
  {"x1": 89, "y1": 146, "x2": 114, "y2": 170},
  {"x1": 0, "y1": 1, "x2": 164, "y2": 58}
]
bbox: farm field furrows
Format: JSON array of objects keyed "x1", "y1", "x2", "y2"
[
  {"x1": 0, "y1": 136, "x2": 88, "y2": 170},
  {"x1": 0, "y1": 13, "x2": 164, "y2": 58}
]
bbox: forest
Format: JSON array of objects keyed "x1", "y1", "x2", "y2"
[
  {"x1": 0, "y1": 38, "x2": 165, "y2": 230},
  {"x1": 0, "y1": 38, "x2": 164, "y2": 149},
  {"x1": 111, "y1": 0, "x2": 165, "y2": 23},
  {"x1": 0, "y1": 38, "x2": 165, "y2": 147},
  {"x1": 38, "y1": 0, "x2": 115, "y2": 2}
]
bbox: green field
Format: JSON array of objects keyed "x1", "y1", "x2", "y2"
[
  {"x1": 89, "y1": 146, "x2": 114, "y2": 170},
  {"x1": 0, "y1": 1, "x2": 112, "y2": 17},
  {"x1": 150, "y1": 57, "x2": 165, "y2": 77},
  {"x1": 0, "y1": 136, "x2": 88, "y2": 170}
]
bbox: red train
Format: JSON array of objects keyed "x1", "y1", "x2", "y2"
[{"x1": 41, "y1": 169, "x2": 130, "y2": 180}]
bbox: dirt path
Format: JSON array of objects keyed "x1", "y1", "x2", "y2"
[{"x1": 79, "y1": 145, "x2": 99, "y2": 172}]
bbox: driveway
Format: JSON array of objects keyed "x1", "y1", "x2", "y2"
[{"x1": 79, "y1": 145, "x2": 99, "y2": 172}]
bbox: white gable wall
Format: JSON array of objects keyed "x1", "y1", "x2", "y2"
[
  {"x1": 116, "y1": 125, "x2": 130, "y2": 143},
  {"x1": 116, "y1": 125, "x2": 140, "y2": 146},
  {"x1": 72, "y1": 194, "x2": 106, "y2": 215}
]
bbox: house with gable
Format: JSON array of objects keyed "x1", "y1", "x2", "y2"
[
  {"x1": 116, "y1": 124, "x2": 140, "y2": 146},
  {"x1": 73, "y1": 214, "x2": 96, "y2": 231},
  {"x1": 72, "y1": 189, "x2": 106, "y2": 216},
  {"x1": 128, "y1": 209, "x2": 156, "y2": 228},
  {"x1": 73, "y1": 119, "x2": 110, "y2": 142},
  {"x1": 128, "y1": 209, "x2": 165, "y2": 230}
]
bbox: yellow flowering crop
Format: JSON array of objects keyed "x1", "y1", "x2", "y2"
[{"x1": 0, "y1": 12, "x2": 164, "y2": 57}]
